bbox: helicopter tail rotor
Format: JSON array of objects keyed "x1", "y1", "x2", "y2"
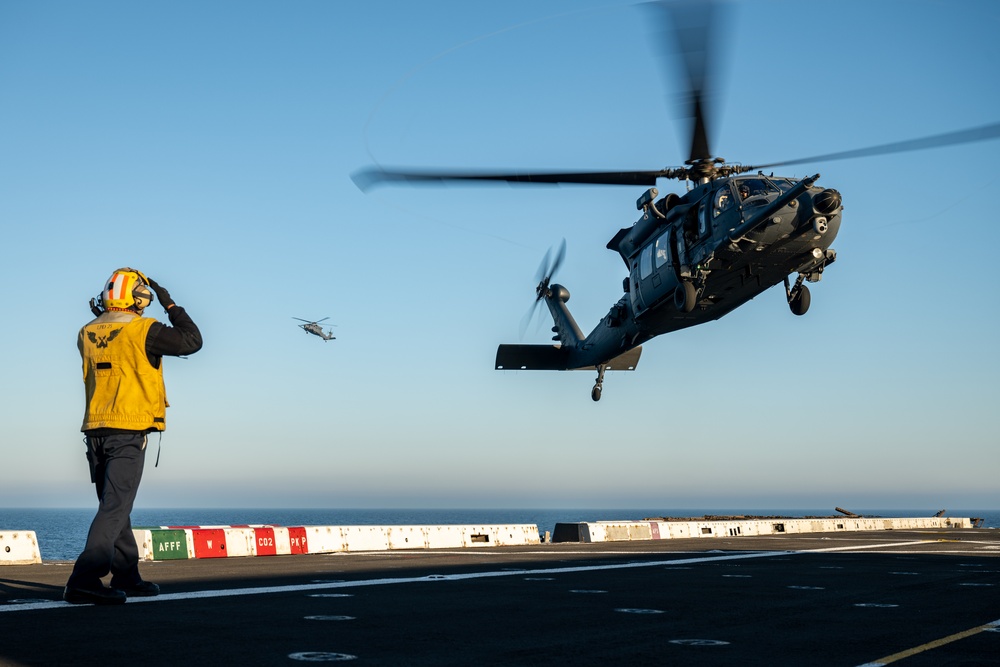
[{"x1": 519, "y1": 239, "x2": 567, "y2": 340}]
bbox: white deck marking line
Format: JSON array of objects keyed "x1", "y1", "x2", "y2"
[
  {"x1": 798, "y1": 540, "x2": 937, "y2": 554},
  {"x1": 361, "y1": 550, "x2": 744, "y2": 556},
  {"x1": 819, "y1": 550, "x2": 993, "y2": 556},
  {"x1": 0, "y1": 541, "x2": 936, "y2": 614},
  {"x1": 855, "y1": 618, "x2": 1000, "y2": 666}
]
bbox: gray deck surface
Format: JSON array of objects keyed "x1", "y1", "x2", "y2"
[{"x1": 1, "y1": 528, "x2": 998, "y2": 666}]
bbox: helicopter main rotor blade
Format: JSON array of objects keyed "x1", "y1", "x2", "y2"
[
  {"x1": 352, "y1": 167, "x2": 689, "y2": 191},
  {"x1": 352, "y1": 1, "x2": 729, "y2": 192},
  {"x1": 650, "y1": 0, "x2": 721, "y2": 164},
  {"x1": 749, "y1": 121, "x2": 1000, "y2": 171}
]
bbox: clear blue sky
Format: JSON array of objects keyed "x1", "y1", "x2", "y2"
[{"x1": 1, "y1": 0, "x2": 997, "y2": 511}]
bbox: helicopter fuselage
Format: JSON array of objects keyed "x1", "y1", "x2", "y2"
[
  {"x1": 621, "y1": 172, "x2": 840, "y2": 341},
  {"x1": 357, "y1": 1, "x2": 999, "y2": 402},
  {"x1": 299, "y1": 322, "x2": 336, "y2": 341},
  {"x1": 497, "y1": 173, "x2": 842, "y2": 383}
]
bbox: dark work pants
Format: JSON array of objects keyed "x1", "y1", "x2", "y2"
[{"x1": 66, "y1": 432, "x2": 147, "y2": 590}]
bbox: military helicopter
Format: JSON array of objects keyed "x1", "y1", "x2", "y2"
[
  {"x1": 294, "y1": 317, "x2": 336, "y2": 342},
  {"x1": 352, "y1": 1, "x2": 1000, "y2": 401}
]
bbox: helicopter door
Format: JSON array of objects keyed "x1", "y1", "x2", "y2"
[
  {"x1": 676, "y1": 217, "x2": 692, "y2": 277},
  {"x1": 698, "y1": 198, "x2": 710, "y2": 237},
  {"x1": 630, "y1": 244, "x2": 655, "y2": 315},
  {"x1": 712, "y1": 184, "x2": 735, "y2": 227},
  {"x1": 628, "y1": 262, "x2": 643, "y2": 313},
  {"x1": 654, "y1": 229, "x2": 679, "y2": 295},
  {"x1": 700, "y1": 183, "x2": 734, "y2": 241}
]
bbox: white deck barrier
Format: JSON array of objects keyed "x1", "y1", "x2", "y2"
[
  {"x1": 551, "y1": 516, "x2": 973, "y2": 543},
  {"x1": 0, "y1": 531, "x2": 42, "y2": 565},
  {"x1": 132, "y1": 524, "x2": 542, "y2": 561},
  {"x1": 3, "y1": 516, "x2": 976, "y2": 564}
]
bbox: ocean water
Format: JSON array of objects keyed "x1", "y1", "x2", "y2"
[{"x1": 2, "y1": 507, "x2": 997, "y2": 562}]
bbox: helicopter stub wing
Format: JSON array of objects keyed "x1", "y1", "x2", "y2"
[{"x1": 495, "y1": 345, "x2": 641, "y2": 371}]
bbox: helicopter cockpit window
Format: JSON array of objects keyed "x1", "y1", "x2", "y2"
[
  {"x1": 639, "y1": 243, "x2": 654, "y2": 279},
  {"x1": 736, "y1": 178, "x2": 779, "y2": 200},
  {"x1": 655, "y1": 230, "x2": 671, "y2": 269},
  {"x1": 713, "y1": 186, "x2": 734, "y2": 218}
]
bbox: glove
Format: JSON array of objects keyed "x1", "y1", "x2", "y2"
[{"x1": 146, "y1": 278, "x2": 175, "y2": 311}]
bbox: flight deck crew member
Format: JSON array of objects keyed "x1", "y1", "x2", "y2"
[{"x1": 63, "y1": 268, "x2": 203, "y2": 605}]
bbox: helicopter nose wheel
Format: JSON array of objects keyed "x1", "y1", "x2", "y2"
[
  {"x1": 784, "y1": 275, "x2": 811, "y2": 316},
  {"x1": 592, "y1": 364, "x2": 606, "y2": 402}
]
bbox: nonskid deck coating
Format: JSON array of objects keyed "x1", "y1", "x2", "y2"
[{"x1": 1, "y1": 528, "x2": 998, "y2": 666}]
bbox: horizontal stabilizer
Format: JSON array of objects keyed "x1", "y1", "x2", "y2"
[
  {"x1": 604, "y1": 347, "x2": 642, "y2": 370},
  {"x1": 496, "y1": 345, "x2": 571, "y2": 370},
  {"x1": 495, "y1": 345, "x2": 641, "y2": 371}
]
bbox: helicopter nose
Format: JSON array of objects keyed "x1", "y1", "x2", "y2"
[{"x1": 814, "y1": 188, "x2": 842, "y2": 216}]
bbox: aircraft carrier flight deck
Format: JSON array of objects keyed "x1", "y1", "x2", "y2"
[{"x1": 1, "y1": 525, "x2": 999, "y2": 666}]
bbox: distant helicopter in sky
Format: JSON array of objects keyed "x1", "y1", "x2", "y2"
[
  {"x1": 294, "y1": 317, "x2": 336, "y2": 342},
  {"x1": 352, "y1": 0, "x2": 1000, "y2": 400}
]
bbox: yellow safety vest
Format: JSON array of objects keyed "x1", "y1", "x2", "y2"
[{"x1": 79, "y1": 313, "x2": 167, "y2": 432}]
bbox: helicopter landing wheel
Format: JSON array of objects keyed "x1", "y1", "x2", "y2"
[
  {"x1": 789, "y1": 284, "x2": 811, "y2": 316},
  {"x1": 592, "y1": 364, "x2": 606, "y2": 402},
  {"x1": 674, "y1": 281, "x2": 697, "y2": 313}
]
